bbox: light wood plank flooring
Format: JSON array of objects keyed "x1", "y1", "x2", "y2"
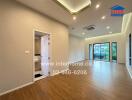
[{"x1": 0, "y1": 60, "x2": 132, "y2": 100}]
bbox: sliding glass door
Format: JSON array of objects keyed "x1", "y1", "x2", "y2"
[
  {"x1": 93, "y1": 44, "x2": 101, "y2": 60},
  {"x1": 112, "y1": 42, "x2": 117, "y2": 62},
  {"x1": 89, "y1": 44, "x2": 93, "y2": 60},
  {"x1": 93, "y1": 43, "x2": 110, "y2": 61},
  {"x1": 100, "y1": 43, "x2": 110, "y2": 61}
]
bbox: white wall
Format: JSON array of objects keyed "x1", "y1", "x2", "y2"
[
  {"x1": 123, "y1": 13, "x2": 132, "y2": 67},
  {"x1": 85, "y1": 33, "x2": 125, "y2": 64},
  {"x1": 69, "y1": 35, "x2": 85, "y2": 63},
  {"x1": 0, "y1": 0, "x2": 69, "y2": 94}
]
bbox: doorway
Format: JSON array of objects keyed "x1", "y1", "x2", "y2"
[
  {"x1": 111, "y1": 42, "x2": 117, "y2": 62},
  {"x1": 93, "y1": 43, "x2": 110, "y2": 61},
  {"x1": 34, "y1": 31, "x2": 50, "y2": 81}
]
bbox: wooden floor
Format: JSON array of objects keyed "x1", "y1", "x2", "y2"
[{"x1": 1, "y1": 60, "x2": 132, "y2": 100}]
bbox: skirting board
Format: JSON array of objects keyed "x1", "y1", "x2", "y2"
[
  {"x1": 126, "y1": 66, "x2": 132, "y2": 79},
  {"x1": 0, "y1": 82, "x2": 34, "y2": 96}
]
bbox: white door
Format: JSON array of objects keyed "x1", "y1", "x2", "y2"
[{"x1": 41, "y1": 35, "x2": 49, "y2": 76}]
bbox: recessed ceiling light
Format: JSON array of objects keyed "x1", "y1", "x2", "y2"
[
  {"x1": 73, "y1": 15, "x2": 77, "y2": 20},
  {"x1": 109, "y1": 32, "x2": 112, "y2": 34},
  {"x1": 96, "y1": 4, "x2": 100, "y2": 9},
  {"x1": 101, "y1": 16, "x2": 106, "y2": 20},
  {"x1": 106, "y1": 26, "x2": 110, "y2": 29},
  {"x1": 82, "y1": 32, "x2": 86, "y2": 35}
]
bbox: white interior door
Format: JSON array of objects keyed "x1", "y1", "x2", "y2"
[{"x1": 41, "y1": 35, "x2": 49, "y2": 76}]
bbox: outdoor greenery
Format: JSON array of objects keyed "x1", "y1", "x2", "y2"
[
  {"x1": 93, "y1": 43, "x2": 110, "y2": 61},
  {"x1": 112, "y1": 43, "x2": 117, "y2": 61},
  {"x1": 92, "y1": 42, "x2": 117, "y2": 62}
]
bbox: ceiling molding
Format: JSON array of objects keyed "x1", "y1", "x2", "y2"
[{"x1": 53, "y1": 0, "x2": 91, "y2": 15}]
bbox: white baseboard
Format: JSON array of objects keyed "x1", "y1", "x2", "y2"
[
  {"x1": 126, "y1": 66, "x2": 132, "y2": 79},
  {"x1": 0, "y1": 82, "x2": 34, "y2": 96}
]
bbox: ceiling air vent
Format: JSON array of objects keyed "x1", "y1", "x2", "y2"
[{"x1": 83, "y1": 25, "x2": 96, "y2": 31}]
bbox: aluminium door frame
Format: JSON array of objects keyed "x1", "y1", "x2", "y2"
[{"x1": 93, "y1": 42, "x2": 110, "y2": 62}]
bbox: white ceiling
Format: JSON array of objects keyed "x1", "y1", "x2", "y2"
[{"x1": 17, "y1": 0, "x2": 132, "y2": 38}]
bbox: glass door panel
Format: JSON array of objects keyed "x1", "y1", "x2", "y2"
[
  {"x1": 112, "y1": 42, "x2": 117, "y2": 62},
  {"x1": 89, "y1": 44, "x2": 93, "y2": 60},
  {"x1": 93, "y1": 44, "x2": 101, "y2": 60},
  {"x1": 100, "y1": 43, "x2": 110, "y2": 61}
]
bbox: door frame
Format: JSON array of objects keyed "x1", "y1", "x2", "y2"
[
  {"x1": 93, "y1": 42, "x2": 110, "y2": 62},
  {"x1": 33, "y1": 30, "x2": 51, "y2": 82}
]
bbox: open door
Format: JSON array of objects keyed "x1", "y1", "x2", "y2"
[{"x1": 41, "y1": 35, "x2": 50, "y2": 77}]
